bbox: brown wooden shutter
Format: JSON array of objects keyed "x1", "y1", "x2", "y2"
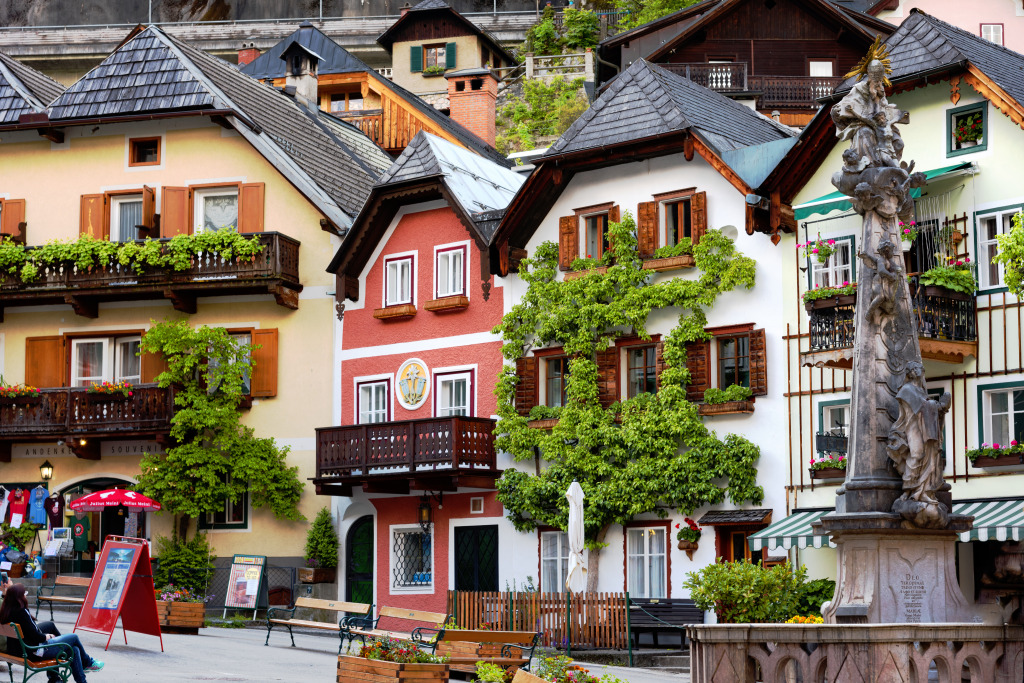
[
  {"x1": 238, "y1": 182, "x2": 265, "y2": 234},
  {"x1": 140, "y1": 185, "x2": 156, "y2": 235},
  {"x1": 515, "y1": 356, "x2": 538, "y2": 416},
  {"x1": 684, "y1": 339, "x2": 711, "y2": 402},
  {"x1": 608, "y1": 204, "x2": 620, "y2": 224},
  {"x1": 748, "y1": 328, "x2": 767, "y2": 396},
  {"x1": 637, "y1": 201, "x2": 657, "y2": 257},
  {"x1": 140, "y1": 330, "x2": 168, "y2": 384},
  {"x1": 595, "y1": 345, "x2": 619, "y2": 408},
  {"x1": 655, "y1": 341, "x2": 666, "y2": 389},
  {"x1": 79, "y1": 194, "x2": 106, "y2": 239},
  {"x1": 1, "y1": 199, "x2": 26, "y2": 244},
  {"x1": 690, "y1": 191, "x2": 707, "y2": 245},
  {"x1": 558, "y1": 216, "x2": 578, "y2": 270},
  {"x1": 161, "y1": 186, "x2": 191, "y2": 237},
  {"x1": 251, "y1": 328, "x2": 279, "y2": 398},
  {"x1": 25, "y1": 336, "x2": 65, "y2": 388}
]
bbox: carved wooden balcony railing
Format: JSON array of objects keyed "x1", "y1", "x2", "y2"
[
  {"x1": 337, "y1": 110, "x2": 384, "y2": 143},
  {"x1": 0, "y1": 384, "x2": 175, "y2": 460},
  {"x1": 659, "y1": 63, "x2": 749, "y2": 91},
  {"x1": 658, "y1": 64, "x2": 841, "y2": 108},
  {"x1": 803, "y1": 282, "x2": 978, "y2": 366},
  {"x1": 0, "y1": 232, "x2": 301, "y2": 320},
  {"x1": 313, "y1": 416, "x2": 500, "y2": 496}
]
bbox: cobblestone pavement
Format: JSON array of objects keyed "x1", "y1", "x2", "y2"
[{"x1": 1, "y1": 612, "x2": 688, "y2": 683}]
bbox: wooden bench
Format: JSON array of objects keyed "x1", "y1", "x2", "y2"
[
  {"x1": 0, "y1": 622, "x2": 74, "y2": 683},
  {"x1": 35, "y1": 575, "x2": 91, "y2": 621},
  {"x1": 437, "y1": 629, "x2": 540, "y2": 674},
  {"x1": 265, "y1": 597, "x2": 372, "y2": 653},
  {"x1": 341, "y1": 606, "x2": 449, "y2": 652},
  {"x1": 629, "y1": 597, "x2": 704, "y2": 649}
]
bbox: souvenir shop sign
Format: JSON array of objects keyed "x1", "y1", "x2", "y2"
[
  {"x1": 224, "y1": 555, "x2": 267, "y2": 610},
  {"x1": 75, "y1": 536, "x2": 163, "y2": 651}
]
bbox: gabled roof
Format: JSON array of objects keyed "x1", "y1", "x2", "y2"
[
  {"x1": 548, "y1": 59, "x2": 794, "y2": 159},
  {"x1": 327, "y1": 131, "x2": 523, "y2": 293},
  {"x1": 599, "y1": 0, "x2": 720, "y2": 50},
  {"x1": 376, "y1": 0, "x2": 515, "y2": 64},
  {"x1": 34, "y1": 25, "x2": 393, "y2": 228},
  {"x1": 0, "y1": 51, "x2": 65, "y2": 124},
  {"x1": 241, "y1": 23, "x2": 511, "y2": 168},
  {"x1": 490, "y1": 60, "x2": 796, "y2": 275}
]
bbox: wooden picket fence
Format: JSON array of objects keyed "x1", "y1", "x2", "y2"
[{"x1": 446, "y1": 591, "x2": 627, "y2": 650}]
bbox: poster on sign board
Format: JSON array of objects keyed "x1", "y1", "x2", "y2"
[
  {"x1": 223, "y1": 555, "x2": 267, "y2": 610},
  {"x1": 91, "y1": 548, "x2": 134, "y2": 610}
]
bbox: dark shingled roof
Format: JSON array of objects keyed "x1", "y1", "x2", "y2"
[
  {"x1": 0, "y1": 51, "x2": 65, "y2": 124},
  {"x1": 546, "y1": 59, "x2": 793, "y2": 158},
  {"x1": 697, "y1": 509, "x2": 773, "y2": 525},
  {"x1": 838, "y1": 9, "x2": 1024, "y2": 108},
  {"x1": 241, "y1": 23, "x2": 511, "y2": 168}
]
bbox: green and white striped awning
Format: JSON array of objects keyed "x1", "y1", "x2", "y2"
[
  {"x1": 747, "y1": 510, "x2": 835, "y2": 551},
  {"x1": 954, "y1": 500, "x2": 1024, "y2": 542}
]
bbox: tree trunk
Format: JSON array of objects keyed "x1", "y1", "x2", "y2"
[
  {"x1": 177, "y1": 514, "x2": 190, "y2": 541},
  {"x1": 585, "y1": 526, "x2": 610, "y2": 593}
]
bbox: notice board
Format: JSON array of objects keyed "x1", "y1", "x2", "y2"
[
  {"x1": 224, "y1": 554, "x2": 267, "y2": 610},
  {"x1": 74, "y1": 536, "x2": 163, "y2": 651}
]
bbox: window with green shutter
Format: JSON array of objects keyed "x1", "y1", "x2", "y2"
[
  {"x1": 445, "y1": 42, "x2": 457, "y2": 69},
  {"x1": 410, "y1": 45, "x2": 423, "y2": 72}
]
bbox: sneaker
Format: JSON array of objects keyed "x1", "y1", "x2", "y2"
[{"x1": 86, "y1": 661, "x2": 104, "y2": 672}]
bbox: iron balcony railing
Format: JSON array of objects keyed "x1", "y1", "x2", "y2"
[
  {"x1": 0, "y1": 385, "x2": 175, "y2": 440},
  {"x1": 815, "y1": 432, "x2": 848, "y2": 456},
  {"x1": 315, "y1": 416, "x2": 497, "y2": 480}
]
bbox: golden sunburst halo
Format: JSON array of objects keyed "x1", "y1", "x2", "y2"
[{"x1": 844, "y1": 35, "x2": 893, "y2": 87}]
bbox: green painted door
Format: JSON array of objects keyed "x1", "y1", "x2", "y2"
[
  {"x1": 454, "y1": 525, "x2": 498, "y2": 591},
  {"x1": 346, "y1": 516, "x2": 374, "y2": 604}
]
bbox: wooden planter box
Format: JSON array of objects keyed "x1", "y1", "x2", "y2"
[
  {"x1": 436, "y1": 638, "x2": 504, "y2": 673},
  {"x1": 810, "y1": 467, "x2": 846, "y2": 480},
  {"x1": 804, "y1": 293, "x2": 856, "y2": 313},
  {"x1": 642, "y1": 255, "x2": 695, "y2": 272},
  {"x1": 373, "y1": 304, "x2": 417, "y2": 320},
  {"x1": 156, "y1": 601, "x2": 205, "y2": 630},
  {"x1": 424, "y1": 295, "x2": 469, "y2": 312},
  {"x1": 298, "y1": 567, "x2": 337, "y2": 584},
  {"x1": 971, "y1": 453, "x2": 1024, "y2": 468},
  {"x1": 83, "y1": 392, "x2": 130, "y2": 402},
  {"x1": 564, "y1": 266, "x2": 608, "y2": 280},
  {"x1": 0, "y1": 395, "x2": 41, "y2": 406},
  {"x1": 527, "y1": 418, "x2": 559, "y2": 430},
  {"x1": 921, "y1": 285, "x2": 973, "y2": 302},
  {"x1": 698, "y1": 400, "x2": 754, "y2": 416},
  {"x1": 513, "y1": 670, "x2": 549, "y2": 683},
  {"x1": 337, "y1": 655, "x2": 448, "y2": 683}
]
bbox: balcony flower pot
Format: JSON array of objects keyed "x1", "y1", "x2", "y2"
[
  {"x1": 0, "y1": 395, "x2": 41, "y2": 406},
  {"x1": 804, "y1": 294, "x2": 856, "y2": 313},
  {"x1": 298, "y1": 566, "x2": 337, "y2": 584},
  {"x1": 810, "y1": 467, "x2": 846, "y2": 480},
  {"x1": 337, "y1": 655, "x2": 448, "y2": 683},
  {"x1": 698, "y1": 400, "x2": 754, "y2": 416},
  {"x1": 676, "y1": 539, "x2": 699, "y2": 560},
  {"x1": 84, "y1": 392, "x2": 131, "y2": 403},
  {"x1": 642, "y1": 255, "x2": 695, "y2": 272},
  {"x1": 971, "y1": 453, "x2": 1023, "y2": 468},
  {"x1": 527, "y1": 418, "x2": 560, "y2": 430},
  {"x1": 921, "y1": 284, "x2": 973, "y2": 302},
  {"x1": 958, "y1": 139, "x2": 979, "y2": 149}
]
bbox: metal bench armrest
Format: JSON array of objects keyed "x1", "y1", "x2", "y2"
[
  {"x1": 36, "y1": 583, "x2": 58, "y2": 599},
  {"x1": 266, "y1": 605, "x2": 297, "y2": 621},
  {"x1": 341, "y1": 614, "x2": 375, "y2": 630},
  {"x1": 411, "y1": 626, "x2": 443, "y2": 653}
]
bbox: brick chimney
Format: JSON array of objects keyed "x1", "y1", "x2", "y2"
[
  {"x1": 445, "y1": 69, "x2": 498, "y2": 147},
  {"x1": 400, "y1": 2, "x2": 412, "y2": 16},
  {"x1": 280, "y1": 26, "x2": 322, "y2": 111},
  {"x1": 238, "y1": 42, "x2": 261, "y2": 66}
]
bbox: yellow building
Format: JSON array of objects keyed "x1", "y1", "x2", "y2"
[{"x1": 0, "y1": 26, "x2": 391, "y2": 577}]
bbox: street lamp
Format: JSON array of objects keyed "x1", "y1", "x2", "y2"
[
  {"x1": 418, "y1": 496, "x2": 433, "y2": 533},
  {"x1": 39, "y1": 460, "x2": 53, "y2": 482}
]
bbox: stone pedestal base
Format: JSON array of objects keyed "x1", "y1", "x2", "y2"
[{"x1": 817, "y1": 512, "x2": 999, "y2": 624}]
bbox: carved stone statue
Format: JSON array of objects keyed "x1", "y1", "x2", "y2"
[{"x1": 857, "y1": 239, "x2": 901, "y2": 325}]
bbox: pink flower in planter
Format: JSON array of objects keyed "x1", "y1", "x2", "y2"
[
  {"x1": 812, "y1": 248, "x2": 819, "y2": 254},
  {"x1": 904, "y1": 229, "x2": 911, "y2": 235},
  {"x1": 1012, "y1": 440, "x2": 1019, "y2": 446},
  {"x1": 994, "y1": 443, "x2": 1001, "y2": 449},
  {"x1": 957, "y1": 260, "x2": 964, "y2": 266},
  {"x1": 965, "y1": 257, "x2": 971, "y2": 263},
  {"x1": 827, "y1": 239, "x2": 835, "y2": 245}
]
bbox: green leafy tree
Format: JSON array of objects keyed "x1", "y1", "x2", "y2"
[
  {"x1": 153, "y1": 533, "x2": 216, "y2": 594},
  {"x1": 304, "y1": 507, "x2": 339, "y2": 569},
  {"x1": 684, "y1": 561, "x2": 809, "y2": 623},
  {"x1": 493, "y1": 214, "x2": 763, "y2": 588},
  {"x1": 496, "y1": 77, "x2": 590, "y2": 155},
  {"x1": 524, "y1": 5, "x2": 564, "y2": 56},
  {"x1": 562, "y1": 9, "x2": 600, "y2": 51},
  {"x1": 615, "y1": 0, "x2": 702, "y2": 31},
  {"x1": 136, "y1": 319, "x2": 304, "y2": 540},
  {"x1": 993, "y1": 211, "x2": 1024, "y2": 296}
]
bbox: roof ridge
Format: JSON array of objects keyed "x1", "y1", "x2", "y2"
[
  {"x1": 0, "y1": 53, "x2": 44, "y2": 111},
  {"x1": 912, "y1": 7, "x2": 1023, "y2": 64},
  {"x1": 0, "y1": 51, "x2": 63, "y2": 109},
  {"x1": 148, "y1": 26, "x2": 233, "y2": 110}
]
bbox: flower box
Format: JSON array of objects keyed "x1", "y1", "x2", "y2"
[
  {"x1": 424, "y1": 295, "x2": 470, "y2": 312},
  {"x1": 298, "y1": 567, "x2": 337, "y2": 584},
  {"x1": 810, "y1": 467, "x2": 846, "y2": 480},
  {"x1": 921, "y1": 285, "x2": 973, "y2": 302},
  {"x1": 155, "y1": 600, "x2": 205, "y2": 629},
  {"x1": 804, "y1": 294, "x2": 856, "y2": 313},
  {"x1": 564, "y1": 266, "x2": 608, "y2": 280},
  {"x1": 84, "y1": 392, "x2": 131, "y2": 402},
  {"x1": 971, "y1": 453, "x2": 1023, "y2": 468},
  {"x1": 698, "y1": 400, "x2": 754, "y2": 416},
  {"x1": 527, "y1": 418, "x2": 559, "y2": 430},
  {"x1": 373, "y1": 304, "x2": 417, "y2": 320},
  {"x1": 0, "y1": 395, "x2": 41, "y2": 406},
  {"x1": 511, "y1": 670, "x2": 549, "y2": 683},
  {"x1": 642, "y1": 255, "x2": 695, "y2": 272},
  {"x1": 337, "y1": 655, "x2": 448, "y2": 683}
]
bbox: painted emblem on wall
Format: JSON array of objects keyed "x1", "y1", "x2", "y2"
[{"x1": 396, "y1": 359, "x2": 429, "y2": 410}]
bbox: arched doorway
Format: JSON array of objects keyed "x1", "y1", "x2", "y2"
[
  {"x1": 60, "y1": 476, "x2": 141, "y2": 572},
  {"x1": 346, "y1": 516, "x2": 373, "y2": 604}
]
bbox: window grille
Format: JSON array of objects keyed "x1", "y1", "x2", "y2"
[{"x1": 392, "y1": 530, "x2": 432, "y2": 587}]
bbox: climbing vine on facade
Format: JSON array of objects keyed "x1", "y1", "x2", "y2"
[{"x1": 493, "y1": 214, "x2": 763, "y2": 582}]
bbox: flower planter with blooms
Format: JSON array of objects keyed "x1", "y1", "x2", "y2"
[
  {"x1": 966, "y1": 441, "x2": 1024, "y2": 467},
  {"x1": 676, "y1": 517, "x2": 702, "y2": 558},
  {"x1": 86, "y1": 380, "x2": 133, "y2": 399},
  {"x1": 810, "y1": 454, "x2": 847, "y2": 480},
  {"x1": 802, "y1": 282, "x2": 856, "y2": 307},
  {"x1": 898, "y1": 220, "x2": 918, "y2": 244},
  {"x1": 154, "y1": 584, "x2": 211, "y2": 630},
  {"x1": 786, "y1": 615, "x2": 824, "y2": 624},
  {"x1": 799, "y1": 237, "x2": 837, "y2": 264},
  {"x1": 918, "y1": 255, "x2": 977, "y2": 296},
  {"x1": 955, "y1": 112, "x2": 983, "y2": 146},
  {"x1": 338, "y1": 637, "x2": 448, "y2": 683},
  {"x1": 0, "y1": 384, "x2": 41, "y2": 405}
]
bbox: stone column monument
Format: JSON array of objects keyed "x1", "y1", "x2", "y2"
[{"x1": 816, "y1": 40, "x2": 991, "y2": 624}]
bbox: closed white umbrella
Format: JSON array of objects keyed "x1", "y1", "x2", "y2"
[{"x1": 565, "y1": 481, "x2": 587, "y2": 594}]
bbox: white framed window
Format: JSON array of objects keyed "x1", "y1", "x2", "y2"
[
  {"x1": 626, "y1": 345, "x2": 658, "y2": 398},
  {"x1": 661, "y1": 197, "x2": 692, "y2": 247},
  {"x1": 391, "y1": 526, "x2": 433, "y2": 590},
  {"x1": 978, "y1": 210, "x2": 1017, "y2": 289},
  {"x1": 469, "y1": 497, "x2": 484, "y2": 514},
  {"x1": 540, "y1": 530, "x2": 569, "y2": 592},
  {"x1": 981, "y1": 24, "x2": 1003, "y2": 46},
  {"x1": 200, "y1": 474, "x2": 248, "y2": 531},
  {"x1": 384, "y1": 256, "x2": 414, "y2": 306},
  {"x1": 583, "y1": 212, "x2": 609, "y2": 260},
  {"x1": 822, "y1": 403, "x2": 850, "y2": 435},
  {"x1": 435, "y1": 371, "x2": 471, "y2": 417},
  {"x1": 808, "y1": 60, "x2": 834, "y2": 77},
  {"x1": 626, "y1": 526, "x2": 667, "y2": 599},
  {"x1": 435, "y1": 246, "x2": 466, "y2": 298},
  {"x1": 194, "y1": 186, "x2": 239, "y2": 233},
  {"x1": 358, "y1": 380, "x2": 390, "y2": 424},
  {"x1": 544, "y1": 357, "x2": 570, "y2": 408},
  {"x1": 109, "y1": 194, "x2": 144, "y2": 242},
  {"x1": 985, "y1": 387, "x2": 1024, "y2": 447},
  {"x1": 811, "y1": 238, "x2": 854, "y2": 288},
  {"x1": 70, "y1": 336, "x2": 142, "y2": 387}
]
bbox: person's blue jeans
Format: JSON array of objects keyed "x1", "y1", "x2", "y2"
[{"x1": 40, "y1": 633, "x2": 95, "y2": 683}]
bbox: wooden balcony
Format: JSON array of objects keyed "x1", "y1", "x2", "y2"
[
  {"x1": 313, "y1": 416, "x2": 500, "y2": 496},
  {"x1": 0, "y1": 385, "x2": 175, "y2": 461},
  {"x1": 0, "y1": 232, "x2": 302, "y2": 320},
  {"x1": 803, "y1": 283, "x2": 978, "y2": 368},
  {"x1": 658, "y1": 63, "x2": 842, "y2": 109}
]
